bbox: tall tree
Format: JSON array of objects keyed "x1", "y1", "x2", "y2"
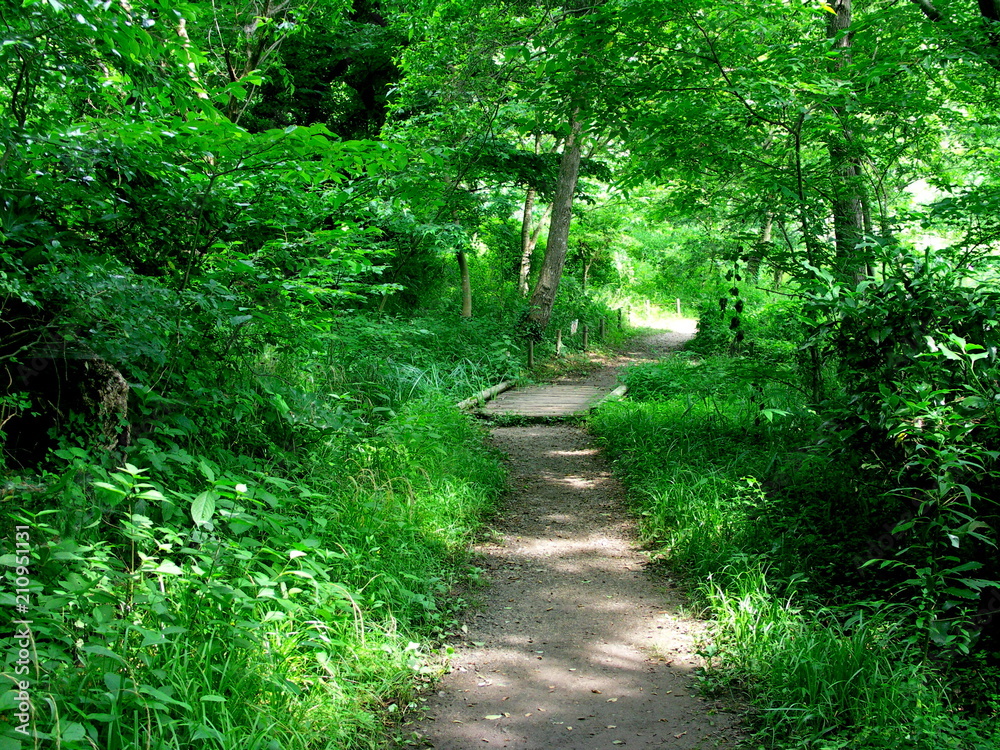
[
  {"x1": 526, "y1": 111, "x2": 582, "y2": 332},
  {"x1": 518, "y1": 133, "x2": 548, "y2": 296},
  {"x1": 825, "y1": 0, "x2": 870, "y2": 280}
]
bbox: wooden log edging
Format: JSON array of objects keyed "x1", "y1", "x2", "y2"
[
  {"x1": 593, "y1": 384, "x2": 628, "y2": 408},
  {"x1": 456, "y1": 380, "x2": 516, "y2": 410}
]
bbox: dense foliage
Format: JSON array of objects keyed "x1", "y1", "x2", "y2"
[
  {"x1": 4, "y1": 0, "x2": 1000, "y2": 747},
  {"x1": 597, "y1": 290, "x2": 1000, "y2": 747}
]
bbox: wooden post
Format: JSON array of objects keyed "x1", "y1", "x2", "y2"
[
  {"x1": 556, "y1": 329, "x2": 562, "y2": 356},
  {"x1": 528, "y1": 338, "x2": 534, "y2": 369},
  {"x1": 676, "y1": 298, "x2": 682, "y2": 315},
  {"x1": 617, "y1": 309, "x2": 623, "y2": 329},
  {"x1": 599, "y1": 318, "x2": 606, "y2": 340},
  {"x1": 582, "y1": 325, "x2": 589, "y2": 351}
]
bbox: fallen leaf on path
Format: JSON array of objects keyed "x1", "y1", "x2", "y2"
[
  {"x1": 484, "y1": 715, "x2": 502, "y2": 720},
  {"x1": 606, "y1": 698, "x2": 617, "y2": 702},
  {"x1": 591, "y1": 689, "x2": 602, "y2": 693}
]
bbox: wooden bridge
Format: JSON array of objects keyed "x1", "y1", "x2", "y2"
[{"x1": 458, "y1": 381, "x2": 626, "y2": 419}]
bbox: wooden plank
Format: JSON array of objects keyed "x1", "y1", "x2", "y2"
[{"x1": 482, "y1": 385, "x2": 609, "y2": 417}]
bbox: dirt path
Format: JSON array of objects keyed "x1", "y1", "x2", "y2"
[{"x1": 400, "y1": 321, "x2": 740, "y2": 749}]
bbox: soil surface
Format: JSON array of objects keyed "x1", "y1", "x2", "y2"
[{"x1": 401, "y1": 321, "x2": 741, "y2": 749}]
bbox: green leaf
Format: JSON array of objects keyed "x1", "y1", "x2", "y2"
[
  {"x1": 82, "y1": 645, "x2": 127, "y2": 664},
  {"x1": 956, "y1": 578, "x2": 998, "y2": 591},
  {"x1": 191, "y1": 491, "x2": 217, "y2": 527},
  {"x1": 949, "y1": 561, "x2": 984, "y2": 573},
  {"x1": 93, "y1": 481, "x2": 127, "y2": 496},
  {"x1": 0, "y1": 690, "x2": 20, "y2": 710},
  {"x1": 139, "y1": 684, "x2": 191, "y2": 709},
  {"x1": 153, "y1": 559, "x2": 183, "y2": 575},
  {"x1": 198, "y1": 460, "x2": 216, "y2": 483},
  {"x1": 192, "y1": 725, "x2": 225, "y2": 741},
  {"x1": 60, "y1": 723, "x2": 87, "y2": 742},
  {"x1": 943, "y1": 586, "x2": 979, "y2": 599}
]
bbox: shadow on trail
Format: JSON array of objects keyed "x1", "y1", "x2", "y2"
[{"x1": 403, "y1": 419, "x2": 738, "y2": 749}]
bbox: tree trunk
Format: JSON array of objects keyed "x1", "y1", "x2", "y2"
[
  {"x1": 518, "y1": 133, "x2": 543, "y2": 296},
  {"x1": 907, "y1": 0, "x2": 1000, "y2": 68},
  {"x1": 826, "y1": 0, "x2": 869, "y2": 282},
  {"x1": 526, "y1": 112, "x2": 582, "y2": 334},
  {"x1": 518, "y1": 186, "x2": 536, "y2": 295},
  {"x1": 457, "y1": 250, "x2": 472, "y2": 318}
]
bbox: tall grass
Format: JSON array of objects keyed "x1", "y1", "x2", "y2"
[{"x1": 591, "y1": 356, "x2": 998, "y2": 749}]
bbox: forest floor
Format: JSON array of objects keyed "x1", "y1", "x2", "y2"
[{"x1": 397, "y1": 320, "x2": 744, "y2": 749}]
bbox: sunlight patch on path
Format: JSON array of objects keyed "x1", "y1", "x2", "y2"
[{"x1": 401, "y1": 419, "x2": 739, "y2": 750}]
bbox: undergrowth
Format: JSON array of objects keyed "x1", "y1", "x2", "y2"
[
  {"x1": 1, "y1": 238, "x2": 630, "y2": 748},
  {"x1": 593, "y1": 335, "x2": 1000, "y2": 749},
  {"x1": 0, "y1": 310, "x2": 515, "y2": 750}
]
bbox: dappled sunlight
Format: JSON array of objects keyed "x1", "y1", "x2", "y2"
[
  {"x1": 545, "y1": 448, "x2": 600, "y2": 457},
  {"x1": 410, "y1": 377, "x2": 736, "y2": 749},
  {"x1": 506, "y1": 533, "x2": 633, "y2": 567},
  {"x1": 417, "y1": 538, "x2": 711, "y2": 748},
  {"x1": 549, "y1": 473, "x2": 604, "y2": 490},
  {"x1": 422, "y1": 565, "x2": 708, "y2": 747}
]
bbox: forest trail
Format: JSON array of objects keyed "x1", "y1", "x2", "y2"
[{"x1": 400, "y1": 320, "x2": 742, "y2": 749}]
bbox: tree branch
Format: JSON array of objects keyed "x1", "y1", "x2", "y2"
[{"x1": 908, "y1": 0, "x2": 941, "y2": 22}]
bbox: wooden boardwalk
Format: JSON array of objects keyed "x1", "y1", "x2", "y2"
[{"x1": 479, "y1": 384, "x2": 611, "y2": 418}]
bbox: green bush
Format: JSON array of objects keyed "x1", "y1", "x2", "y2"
[{"x1": 688, "y1": 280, "x2": 805, "y2": 363}]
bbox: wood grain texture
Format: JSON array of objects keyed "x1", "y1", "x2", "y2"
[{"x1": 482, "y1": 385, "x2": 607, "y2": 417}]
